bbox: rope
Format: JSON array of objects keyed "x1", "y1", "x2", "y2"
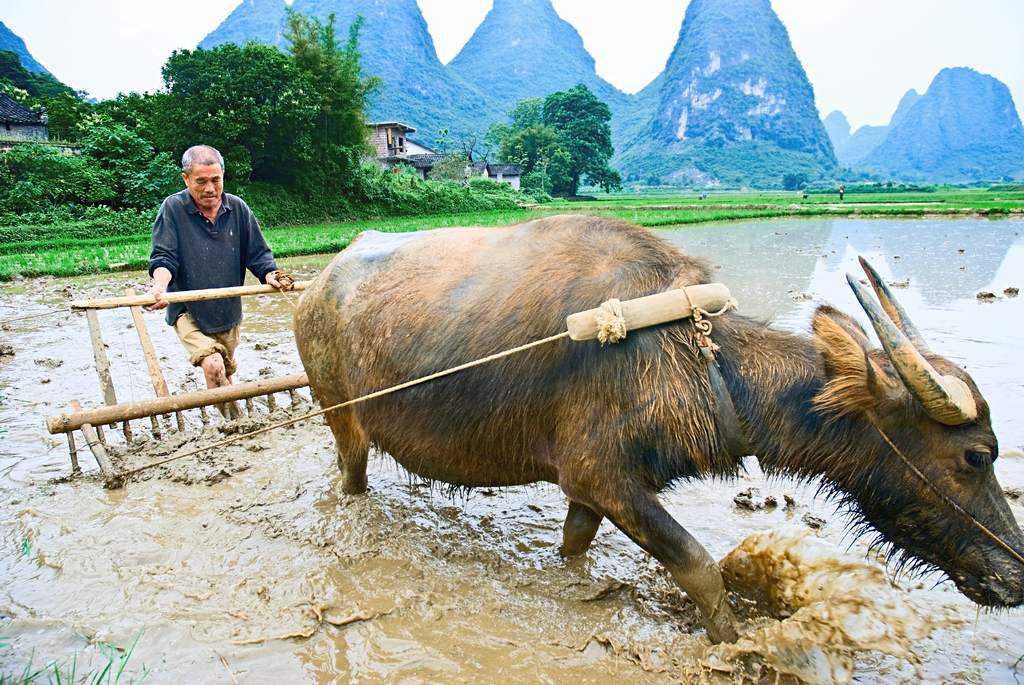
[
  {"x1": 874, "y1": 424, "x2": 1024, "y2": 568},
  {"x1": 112, "y1": 282, "x2": 734, "y2": 480},
  {"x1": 595, "y1": 298, "x2": 626, "y2": 345},
  {"x1": 118, "y1": 330, "x2": 571, "y2": 480},
  {"x1": 700, "y1": 298, "x2": 740, "y2": 319},
  {"x1": 269, "y1": 270, "x2": 298, "y2": 310},
  {"x1": 679, "y1": 286, "x2": 738, "y2": 355},
  {"x1": 0, "y1": 308, "x2": 67, "y2": 325}
]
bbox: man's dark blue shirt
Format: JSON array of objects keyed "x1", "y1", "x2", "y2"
[{"x1": 148, "y1": 189, "x2": 277, "y2": 334}]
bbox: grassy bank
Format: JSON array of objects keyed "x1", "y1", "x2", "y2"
[{"x1": 2, "y1": 189, "x2": 1022, "y2": 280}]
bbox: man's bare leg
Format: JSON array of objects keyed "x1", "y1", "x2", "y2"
[{"x1": 200, "y1": 353, "x2": 241, "y2": 419}]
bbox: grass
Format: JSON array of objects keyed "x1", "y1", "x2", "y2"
[
  {"x1": 0, "y1": 630, "x2": 148, "y2": 685},
  {"x1": 1, "y1": 189, "x2": 1022, "y2": 280}
]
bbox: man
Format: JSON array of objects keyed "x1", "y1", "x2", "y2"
[{"x1": 147, "y1": 144, "x2": 287, "y2": 418}]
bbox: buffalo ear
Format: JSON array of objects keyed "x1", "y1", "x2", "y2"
[{"x1": 812, "y1": 305, "x2": 898, "y2": 417}]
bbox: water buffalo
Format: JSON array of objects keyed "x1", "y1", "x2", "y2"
[{"x1": 294, "y1": 215, "x2": 1023, "y2": 642}]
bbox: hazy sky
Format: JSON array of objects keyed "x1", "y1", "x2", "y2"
[{"x1": 3, "y1": 0, "x2": 1023, "y2": 130}]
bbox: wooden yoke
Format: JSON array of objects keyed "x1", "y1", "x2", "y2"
[{"x1": 566, "y1": 283, "x2": 733, "y2": 342}]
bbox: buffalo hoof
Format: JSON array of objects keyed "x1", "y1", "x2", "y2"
[{"x1": 703, "y1": 598, "x2": 739, "y2": 644}]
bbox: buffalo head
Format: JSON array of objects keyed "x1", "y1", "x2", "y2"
[{"x1": 809, "y1": 257, "x2": 1024, "y2": 607}]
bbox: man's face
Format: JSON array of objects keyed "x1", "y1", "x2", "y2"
[{"x1": 183, "y1": 163, "x2": 224, "y2": 213}]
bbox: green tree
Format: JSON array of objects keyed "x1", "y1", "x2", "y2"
[
  {"x1": 500, "y1": 124, "x2": 558, "y2": 173},
  {"x1": 161, "y1": 41, "x2": 306, "y2": 183},
  {"x1": 486, "y1": 98, "x2": 544, "y2": 156},
  {"x1": 491, "y1": 86, "x2": 620, "y2": 196},
  {"x1": 38, "y1": 91, "x2": 92, "y2": 141},
  {"x1": 94, "y1": 91, "x2": 176, "y2": 150},
  {"x1": 542, "y1": 84, "x2": 620, "y2": 195},
  {"x1": 782, "y1": 172, "x2": 808, "y2": 190},
  {"x1": 285, "y1": 11, "x2": 379, "y2": 193},
  {"x1": 77, "y1": 117, "x2": 180, "y2": 209},
  {"x1": 436, "y1": 127, "x2": 452, "y2": 153}
]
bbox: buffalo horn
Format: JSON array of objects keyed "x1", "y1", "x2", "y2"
[
  {"x1": 858, "y1": 256, "x2": 929, "y2": 352},
  {"x1": 846, "y1": 273, "x2": 977, "y2": 426}
]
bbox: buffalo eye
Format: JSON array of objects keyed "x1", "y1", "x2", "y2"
[{"x1": 965, "y1": 449, "x2": 993, "y2": 468}]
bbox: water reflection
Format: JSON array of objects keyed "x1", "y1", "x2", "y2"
[{"x1": 661, "y1": 217, "x2": 1024, "y2": 451}]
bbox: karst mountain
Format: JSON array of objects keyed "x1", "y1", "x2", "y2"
[
  {"x1": 862, "y1": 68, "x2": 1024, "y2": 182},
  {"x1": 615, "y1": 0, "x2": 836, "y2": 185},
  {"x1": 448, "y1": 0, "x2": 627, "y2": 115}
]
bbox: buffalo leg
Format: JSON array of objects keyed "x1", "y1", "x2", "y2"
[
  {"x1": 325, "y1": 407, "x2": 369, "y2": 495},
  {"x1": 601, "y1": 489, "x2": 738, "y2": 643},
  {"x1": 561, "y1": 501, "x2": 603, "y2": 556}
]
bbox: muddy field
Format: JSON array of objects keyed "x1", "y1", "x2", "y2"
[{"x1": 2, "y1": 217, "x2": 1023, "y2": 683}]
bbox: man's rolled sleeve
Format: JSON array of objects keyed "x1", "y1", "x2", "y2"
[
  {"x1": 148, "y1": 200, "x2": 179, "y2": 281},
  {"x1": 241, "y1": 202, "x2": 277, "y2": 283}
]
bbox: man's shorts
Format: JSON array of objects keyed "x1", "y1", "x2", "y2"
[{"x1": 174, "y1": 312, "x2": 240, "y2": 377}]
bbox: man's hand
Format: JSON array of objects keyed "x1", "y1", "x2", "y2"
[
  {"x1": 266, "y1": 270, "x2": 295, "y2": 291},
  {"x1": 145, "y1": 267, "x2": 172, "y2": 311}
]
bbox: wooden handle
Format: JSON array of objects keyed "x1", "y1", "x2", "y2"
[
  {"x1": 48, "y1": 373, "x2": 309, "y2": 434},
  {"x1": 566, "y1": 284, "x2": 733, "y2": 342},
  {"x1": 71, "y1": 281, "x2": 311, "y2": 311}
]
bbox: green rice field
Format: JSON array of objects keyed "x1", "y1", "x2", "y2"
[{"x1": 1, "y1": 189, "x2": 1022, "y2": 280}]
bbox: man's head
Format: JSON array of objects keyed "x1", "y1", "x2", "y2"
[{"x1": 181, "y1": 145, "x2": 225, "y2": 214}]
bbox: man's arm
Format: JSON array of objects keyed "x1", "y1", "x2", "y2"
[
  {"x1": 146, "y1": 200, "x2": 178, "y2": 311},
  {"x1": 146, "y1": 267, "x2": 173, "y2": 311},
  {"x1": 240, "y1": 201, "x2": 278, "y2": 285}
]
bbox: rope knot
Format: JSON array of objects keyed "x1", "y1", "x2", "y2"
[
  {"x1": 689, "y1": 297, "x2": 738, "y2": 358},
  {"x1": 595, "y1": 298, "x2": 627, "y2": 345},
  {"x1": 269, "y1": 270, "x2": 296, "y2": 291}
]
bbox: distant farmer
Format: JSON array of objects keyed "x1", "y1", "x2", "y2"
[
  {"x1": 146, "y1": 144, "x2": 290, "y2": 418},
  {"x1": 838, "y1": 184, "x2": 846, "y2": 202}
]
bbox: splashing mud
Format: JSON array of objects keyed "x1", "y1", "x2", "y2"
[{"x1": 698, "y1": 528, "x2": 948, "y2": 683}]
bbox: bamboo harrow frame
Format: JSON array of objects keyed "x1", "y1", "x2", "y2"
[{"x1": 53, "y1": 281, "x2": 312, "y2": 482}]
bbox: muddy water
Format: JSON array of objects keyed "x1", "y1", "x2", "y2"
[{"x1": 1, "y1": 216, "x2": 1022, "y2": 683}]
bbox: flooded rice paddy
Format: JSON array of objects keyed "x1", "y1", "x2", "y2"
[{"x1": 1, "y1": 216, "x2": 1022, "y2": 683}]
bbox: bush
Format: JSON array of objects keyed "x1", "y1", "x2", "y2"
[
  {"x1": 78, "y1": 121, "x2": 182, "y2": 209},
  {"x1": 352, "y1": 164, "x2": 524, "y2": 217},
  {"x1": 0, "y1": 206, "x2": 156, "y2": 244},
  {"x1": 428, "y1": 153, "x2": 470, "y2": 183},
  {"x1": 0, "y1": 161, "x2": 528, "y2": 250},
  {"x1": 0, "y1": 144, "x2": 116, "y2": 213},
  {"x1": 234, "y1": 182, "x2": 356, "y2": 226}
]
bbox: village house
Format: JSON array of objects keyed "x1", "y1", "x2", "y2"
[
  {"x1": 477, "y1": 163, "x2": 522, "y2": 190},
  {"x1": 0, "y1": 93, "x2": 48, "y2": 141},
  {"x1": 367, "y1": 121, "x2": 521, "y2": 190}
]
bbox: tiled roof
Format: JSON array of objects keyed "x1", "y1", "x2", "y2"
[
  {"x1": 381, "y1": 154, "x2": 448, "y2": 169},
  {"x1": 486, "y1": 164, "x2": 522, "y2": 176},
  {"x1": 367, "y1": 121, "x2": 416, "y2": 132},
  {"x1": 407, "y1": 154, "x2": 448, "y2": 168},
  {"x1": 0, "y1": 94, "x2": 45, "y2": 125}
]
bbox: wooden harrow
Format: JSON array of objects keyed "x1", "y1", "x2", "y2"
[{"x1": 46, "y1": 282, "x2": 312, "y2": 483}]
